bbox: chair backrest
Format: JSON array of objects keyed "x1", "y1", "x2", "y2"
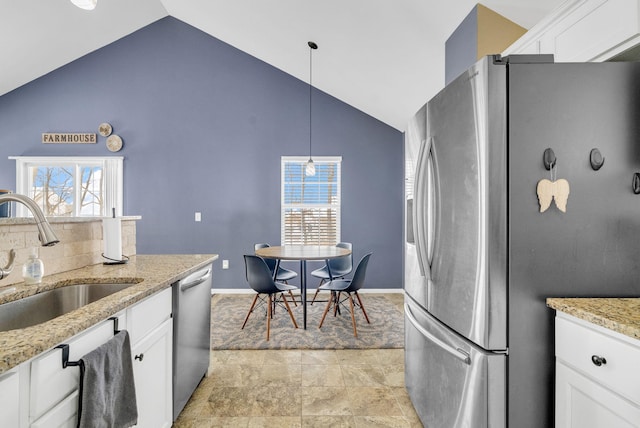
[
  {"x1": 328, "y1": 242, "x2": 353, "y2": 275},
  {"x1": 254, "y1": 243, "x2": 277, "y2": 271},
  {"x1": 244, "y1": 255, "x2": 280, "y2": 294},
  {"x1": 345, "y1": 253, "x2": 372, "y2": 292}
]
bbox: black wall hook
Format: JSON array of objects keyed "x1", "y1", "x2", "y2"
[
  {"x1": 590, "y1": 149, "x2": 605, "y2": 170},
  {"x1": 633, "y1": 173, "x2": 640, "y2": 194},
  {"x1": 543, "y1": 148, "x2": 556, "y2": 170}
]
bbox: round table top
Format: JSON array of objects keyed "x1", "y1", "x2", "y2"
[{"x1": 255, "y1": 245, "x2": 351, "y2": 261}]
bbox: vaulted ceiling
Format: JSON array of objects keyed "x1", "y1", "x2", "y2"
[{"x1": 1, "y1": 0, "x2": 564, "y2": 130}]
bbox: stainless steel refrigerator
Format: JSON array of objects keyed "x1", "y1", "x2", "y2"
[{"x1": 404, "y1": 55, "x2": 640, "y2": 428}]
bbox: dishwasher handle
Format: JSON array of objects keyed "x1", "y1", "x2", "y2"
[{"x1": 179, "y1": 268, "x2": 212, "y2": 292}]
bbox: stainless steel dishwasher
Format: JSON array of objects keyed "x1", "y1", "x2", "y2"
[{"x1": 172, "y1": 265, "x2": 212, "y2": 421}]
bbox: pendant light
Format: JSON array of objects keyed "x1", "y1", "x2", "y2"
[
  {"x1": 305, "y1": 41, "x2": 318, "y2": 177},
  {"x1": 70, "y1": 0, "x2": 97, "y2": 10}
]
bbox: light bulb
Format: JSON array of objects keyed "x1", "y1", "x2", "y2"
[
  {"x1": 70, "y1": 0, "x2": 97, "y2": 10},
  {"x1": 305, "y1": 158, "x2": 316, "y2": 176}
]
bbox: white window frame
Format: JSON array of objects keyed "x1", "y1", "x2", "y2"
[
  {"x1": 10, "y1": 156, "x2": 124, "y2": 217},
  {"x1": 281, "y1": 156, "x2": 342, "y2": 245}
]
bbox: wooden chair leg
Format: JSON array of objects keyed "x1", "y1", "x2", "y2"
[
  {"x1": 288, "y1": 290, "x2": 297, "y2": 306},
  {"x1": 355, "y1": 291, "x2": 370, "y2": 324},
  {"x1": 267, "y1": 294, "x2": 272, "y2": 341},
  {"x1": 348, "y1": 293, "x2": 358, "y2": 337},
  {"x1": 318, "y1": 292, "x2": 334, "y2": 329},
  {"x1": 280, "y1": 292, "x2": 299, "y2": 329},
  {"x1": 310, "y1": 279, "x2": 325, "y2": 305},
  {"x1": 242, "y1": 294, "x2": 259, "y2": 329}
]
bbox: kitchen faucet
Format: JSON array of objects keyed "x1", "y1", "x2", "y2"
[{"x1": 0, "y1": 194, "x2": 59, "y2": 280}]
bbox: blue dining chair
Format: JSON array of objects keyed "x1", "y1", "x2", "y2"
[
  {"x1": 310, "y1": 242, "x2": 353, "y2": 305},
  {"x1": 242, "y1": 255, "x2": 299, "y2": 341},
  {"x1": 317, "y1": 253, "x2": 372, "y2": 337},
  {"x1": 254, "y1": 243, "x2": 298, "y2": 306}
]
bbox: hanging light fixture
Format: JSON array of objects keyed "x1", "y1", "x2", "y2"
[
  {"x1": 70, "y1": 0, "x2": 97, "y2": 10},
  {"x1": 305, "y1": 41, "x2": 318, "y2": 177}
]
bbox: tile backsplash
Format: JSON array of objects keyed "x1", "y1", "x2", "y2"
[{"x1": 0, "y1": 217, "x2": 138, "y2": 286}]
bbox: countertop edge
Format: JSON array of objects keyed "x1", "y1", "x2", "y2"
[
  {"x1": 547, "y1": 297, "x2": 640, "y2": 341},
  {"x1": 0, "y1": 254, "x2": 218, "y2": 374}
]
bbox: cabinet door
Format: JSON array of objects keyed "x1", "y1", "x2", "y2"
[
  {"x1": 0, "y1": 369, "x2": 19, "y2": 427},
  {"x1": 556, "y1": 361, "x2": 640, "y2": 428},
  {"x1": 30, "y1": 391, "x2": 78, "y2": 428},
  {"x1": 131, "y1": 318, "x2": 173, "y2": 428}
]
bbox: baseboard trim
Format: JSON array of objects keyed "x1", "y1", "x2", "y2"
[{"x1": 211, "y1": 288, "x2": 404, "y2": 295}]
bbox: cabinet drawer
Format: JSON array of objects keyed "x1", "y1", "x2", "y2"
[
  {"x1": 30, "y1": 317, "x2": 120, "y2": 421},
  {"x1": 31, "y1": 390, "x2": 78, "y2": 428},
  {"x1": 0, "y1": 369, "x2": 19, "y2": 427},
  {"x1": 127, "y1": 287, "x2": 171, "y2": 344},
  {"x1": 555, "y1": 315, "x2": 640, "y2": 404}
]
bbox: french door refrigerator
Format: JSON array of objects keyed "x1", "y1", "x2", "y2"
[{"x1": 404, "y1": 55, "x2": 640, "y2": 428}]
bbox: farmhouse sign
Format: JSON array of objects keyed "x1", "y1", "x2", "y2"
[{"x1": 42, "y1": 133, "x2": 97, "y2": 144}]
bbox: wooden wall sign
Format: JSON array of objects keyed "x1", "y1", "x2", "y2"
[{"x1": 42, "y1": 133, "x2": 97, "y2": 144}]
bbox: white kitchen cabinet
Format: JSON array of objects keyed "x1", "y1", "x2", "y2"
[
  {"x1": 127, "y1": 286, "x2": 173, "y2": 428},
  {"x1": 2, "y1": 286, "x2": 173, "y2": 428},
  {"x1": 131, "y1": 318, "x2": 173, "y2": 428},
  {"x1": 0, "y1": 368, "x2": 20, "y2": 427},
  {"x1": 554, "y1": 313, "x2": 640, "y2": 427},
  {"x1": 503, "y1": 0, "x2": 640, "y2": 62}
]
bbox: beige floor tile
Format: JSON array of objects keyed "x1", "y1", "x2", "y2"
[
  {"x1": 263, "y1": 349, "x2": 302, "y2": 365},
  {"x1": 381, "y1": 365, "x2": 405, "y2": 387},
  {"x1": 335, "y1": 349, "x2": 381, "y2": 365},
  {"x1": 250, "y1": 385, "x2": 302, "y2": 417},
  {"x1": 301, "y1": 350, "x2": 339, "y2": 365},
  {"x1": 258, "y1": 364, "x2": 302, "y2": 386},
  {"x1": 194, "y1": 417, "x2": 250, "y2": 427},
  {"x1": 209, "y1": 364, "x2": 262, "y2": 387},
  {"x1": 374, "y1": 348, "x2": 405, "y2": 365},
  {"x1": 224, "y1": 349, "x2": 269, "y2": 365},
  {"x1": 247, "y1": 416, "x2": 302, "y2": 427},
  {"x1": 301, "y1": 364, "x2": 345, "y2": 387},
  {"x1": 301, "y1": 387, "x2": 353, "y2": 416},
  {"x1": 301, "y1": 415, "x2": 357, "y2": 427},
  {"x1": 353, "y1": 416, "x2": 412, "y2": 427},
  {"x1": 347, "y1": 387, "x2": 404, "y2": 416},
  {"x1": 341, "y1": 365, "x2": 387, "y2": 387},
  {"x1": 390, "y1": 387, "x2": 423, "y2": 425}
]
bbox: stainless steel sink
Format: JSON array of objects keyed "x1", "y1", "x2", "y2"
[{"x1": 0, "y1": 282, "x2": 136, "y2": 332}]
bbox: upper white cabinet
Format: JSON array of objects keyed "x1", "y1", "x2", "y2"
[
  {"x1": 554, "y1": 313, "x2": 640, "y2": 427},
  {"x1": 503, "y1": 0, "x2": 640, "y2": 62}
]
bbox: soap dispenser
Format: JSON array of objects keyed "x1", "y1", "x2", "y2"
[{"x1": 22, "y1": 247, "x2": 44, "y2": 284}]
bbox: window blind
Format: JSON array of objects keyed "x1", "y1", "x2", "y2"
[{"x1": 281, "y1": 157, "x2": 341, "y2": 245}]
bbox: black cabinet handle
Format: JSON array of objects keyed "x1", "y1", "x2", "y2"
[
  {"x1": 135, "y1": 353, "x2": 144, "y2": 361},
  {"x1": 591, "y1": 355, "x2": 606, "y2": 366}
]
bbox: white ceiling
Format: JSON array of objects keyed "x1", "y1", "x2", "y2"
[{"x1": 1, "y1": 0, "x2": 565, "y2": 130}]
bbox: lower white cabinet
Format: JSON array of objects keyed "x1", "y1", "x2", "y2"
[
  {"x1": 0, "y1": 368, "x2": 20, "y2": 427},
  {"x1": 4, "y1": 286, "x2": 173, "y2": 428},
  {"x1": 555, "y1": 313, "x2": 640, "y2": 427},
  {"x1": 131, "y1": 318, "x2": 173, "y2": 428}
]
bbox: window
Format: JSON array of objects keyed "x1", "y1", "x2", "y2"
[
  {"x1": 10, "y1": 156, "x2": 123, "y2": 217},
  {"x1": 281, "y1": 156, "x2": 341, "y2": 245}
]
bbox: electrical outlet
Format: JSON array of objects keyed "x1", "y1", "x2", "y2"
[
  {"x1": 222, "y1": 260, "x2": 229, "y2": 269},
  {"x1": 195, "y1": 212, "x2": 201, "y2": 222}
]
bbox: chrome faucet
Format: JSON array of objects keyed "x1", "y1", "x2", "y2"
[{"x1": 0, "y1": 194, "x2": 60, "y2": 280}]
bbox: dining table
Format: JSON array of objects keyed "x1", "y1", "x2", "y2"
[{"x1": 254, "y1": 245, "x2": 352, "y2": 329}]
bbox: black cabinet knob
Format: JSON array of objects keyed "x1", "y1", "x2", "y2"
[
  {"x1": 135, "y1": 353, "x2": 144, "y2": 361},
  {"x1": 591, "y1": 355, "x2": 606, "y2": 366}
]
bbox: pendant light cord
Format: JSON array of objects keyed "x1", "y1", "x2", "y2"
[{"x1": 309, "y1": 43, "x2": 313, "y2": 159}]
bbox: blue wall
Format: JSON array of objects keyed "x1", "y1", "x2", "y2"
[
  {"x1": 445, "y1": 5, "x2": 478, "y2": 85},
  {"x1": 0, "y1": 17, "x2": 403, "y2": 289}
]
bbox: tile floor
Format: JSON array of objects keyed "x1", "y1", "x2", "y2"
[{"x1": 173, "y1": 348, "x2": 422, "y2": 427}]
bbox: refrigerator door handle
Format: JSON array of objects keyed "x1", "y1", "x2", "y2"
[
  {"x1": 405, "y1": 303, "x2": 471, "y2": 365},
  {"x1": 414, "y1": 137, "x2": 433, "y2": 279}
]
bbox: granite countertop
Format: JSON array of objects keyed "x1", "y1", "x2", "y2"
[
  {"x1": 547, "y1": 297, "x2": 640, "y2": 341},
  {"x1": 0, "y1": 254, "x2": 218, "y2": 374}
]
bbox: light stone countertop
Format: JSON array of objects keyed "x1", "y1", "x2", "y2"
[
  {"x1": 547, "y1": 297, "x2": 640, "y2": 341},
  {"x1": 0, "y1": 254, "x2": 218, "y2": 374}
]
